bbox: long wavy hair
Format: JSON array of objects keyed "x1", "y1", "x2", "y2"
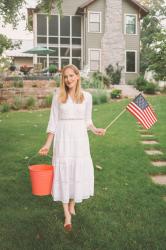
[{"x1": 58, "y1": 64, "x2": 84, "y2": 103}]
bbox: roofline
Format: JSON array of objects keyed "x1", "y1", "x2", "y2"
[{"x1": 76, "y1": 0, "x2": 149, "y2": 16}]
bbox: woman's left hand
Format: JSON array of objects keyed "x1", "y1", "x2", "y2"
[{"x1": 93, "y1": 128, "x2": 106, "y2": 136}]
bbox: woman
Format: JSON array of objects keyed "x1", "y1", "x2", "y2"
[{"x1": 39, "y1": 64, "x2": 105, "y2": 231}]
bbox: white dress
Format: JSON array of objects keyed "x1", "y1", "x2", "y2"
[{"x1": 46, "y1": 89, "x2": 94, "y2": 203}]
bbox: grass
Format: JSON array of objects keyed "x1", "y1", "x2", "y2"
[{"x1": 0, "y1": 95, "x2": 166, "y2": 250}]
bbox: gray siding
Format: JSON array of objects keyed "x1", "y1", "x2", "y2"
[
  {"x1": 84, "y1": 0, "x2": 105, "y2": 66},
  {"x1": 123, "y1": 0, "x2": 140, "y2": 83}
]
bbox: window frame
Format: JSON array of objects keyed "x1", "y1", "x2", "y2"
[
  {"x1": 88, "y1": 48, "x2": 101, "y2": 72},
  {"x1": 88, "y1": 11, "x2": 102, "y2": 33},
  {"x1": 125, "y1": 50, "x2": 137, "y2": 73},
  {"x1": 124, "y1": 14, "x2": 137, "y2": 35}
]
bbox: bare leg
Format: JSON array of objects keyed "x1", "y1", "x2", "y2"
[
  {"x1": 63, "y1": 203, "x2": 72, "y2": 226},
  {"x1": 69, "y1": 199, "x2": 76, "y2": 215}
]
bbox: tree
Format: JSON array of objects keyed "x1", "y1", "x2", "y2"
[
  {"x1": 0, "y1": 34, "x2": 21, "y2": 56},
  {"x1": 140, "y1": 0, "x2": 166, "y2": 80},
  {"x1": 0, "y1": 0, "x2": 62, "y2": 27}
]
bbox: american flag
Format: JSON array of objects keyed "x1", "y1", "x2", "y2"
[{"x1": 126, "y1": 94, "x2": 157, "y2": 129}]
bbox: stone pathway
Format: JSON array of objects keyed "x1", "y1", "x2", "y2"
[
  {"x1": 151, "y1": 175, "x2": 166, "y2": 185},
  {"x1": 145, "y1": 150, "x2": 163, "y2": 155},
  {"x1": 141, "y1": 140, "x2": 159, "y2": 145},
  {"x1": 151, "y1": 161, "x2": 166, "y2": 167},
  {"x1": 138, "y1": 126, "x2": 166, "y2": 198}
]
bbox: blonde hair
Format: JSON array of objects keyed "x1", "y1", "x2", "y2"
[{"x1": 58, "y1": 64, "x2": 84, "y2": 103}]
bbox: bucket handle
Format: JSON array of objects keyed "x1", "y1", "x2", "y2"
[{"x1": 28, "y1": 153, "x2": 52, "y2": 167}]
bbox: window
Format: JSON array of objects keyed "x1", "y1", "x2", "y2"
[
  {"x1": 125, "y1": 15, "x2": 137, "y2": 34},
  {"x1": 36, "y1": 15, "x2": 82, "y2": 69},
  {"x1": 89, "y1": 49, "x2": 101, "y2": 71},
  {"x1": 37, "y1": 14, "x2": 47, "y2": 35},
  {"x1": 126, "y1": 51, "x2": 137, "y2": 73},
  {"x1": 88, "y1": 12, "x2": 101, "y2": 33}
]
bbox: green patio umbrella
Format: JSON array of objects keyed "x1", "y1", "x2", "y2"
[{"x1": 23, "y1": 46, "x2": 55, "y2": 56}]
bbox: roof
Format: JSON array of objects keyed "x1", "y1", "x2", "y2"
[{"x1": 76, "y1": 0, "x2": 149, "y2": 17}]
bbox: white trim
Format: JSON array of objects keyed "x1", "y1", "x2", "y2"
[
  {"x1": 88, "y1": 48, "x2": 101, "y2": 72},
  {"x1": 124, "y1": 14, "x2": 137, "y2": 35},
  {"x1": 125, "y1": 50, "x2": 137, "y2": 73},
  {"x1": 88, "y1": 11, "x2": 102, "y2": 33}
]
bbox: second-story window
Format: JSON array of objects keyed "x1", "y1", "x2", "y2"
[
  {"x1": 125, "y1": 14, "x2": 137, "y2": 34},
  {"x1": 88, "y1": 12, "x2": 101, "y2": 33}
]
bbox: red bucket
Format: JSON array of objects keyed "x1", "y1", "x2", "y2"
[{"x1": 29, "y1": 164, "x2": 54, "y2": 196}]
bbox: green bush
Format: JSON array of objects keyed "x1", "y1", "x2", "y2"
[
  {"x1": 89, "y1": 71, "x2": 106, "y2": 89},
  {"x1": 49, "y1": 64, "x2": 57, "y2": 74},
  {"x1": 0, "y1": 103, "x2": 10, "y2": 112},
  {"x1": 135, "y1": 75, "x2": 148, "y2": 91},
  {"x1": 111, "y1": 89, "x2": 122, "y2": 99},
  {"x1": 13, "y1": 78, "x2": 24, "y2": 88},
  {"x1": 92, "y1": 90, "x2": 109, "y2": 105},
  {"x1": 43, "y1": 94, "x2": 53, "y2": 107},
  {"x1": 54, "y1": 75, "x2": 61, "y2": 87},
  {"x1": 24, "y1": 96, "x2": 36, "y2": 109},
  {"x1": 160, "y1": 85, "x2": 166, "y2": 94},
  {"x1": 0, "y1": 82, "x2": 3, "y2": 88},
  {"x1": 144, "y1": 82, "x2": 158, "y2": 94},
  {"x1": 11, "y1": 97, "x2": 23, "y2": 110},
  {"x1": 105, "y1": 63, "x2": 123, "y2": 85}
]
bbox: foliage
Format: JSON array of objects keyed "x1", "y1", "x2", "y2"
[
  {"x1": 54, "y1": 74, "x2": 61, "y2": 87},
  {"x1": 24, "y1": 96, "x2": 36, "y2": 109},
  {"x1": 13, "y1": 78, "x2": 23, "y2": 88},
  {"x1": 89, "y1": 71, "x2": 108, "y2": 89},
  {"x1": 92, "y1": 90, "x2": 109, "y2": 105},
  {"x1": 0, "y1": 82, "x2": 4, "y2": 88},
  {"x1": 0, "y1": 103, "x2": 10, "y2": 112},
  {"x1": 0, "y1": 34, "x2": 21, "y2": 55},
  {"x1": 49, "y1": 64, "x2": 57, "y2": 74},
  {"x1": 111, "y1": 89, "x2": 122, "y2": 99},
  {"x1": 105, "y1": 63, "x2": 123, "y2": 84},
  {"x1": 135, "y1": 75, "x2": 149, "y2": 91},
  {"x1": 140, "y1": 0, "x2": 166, "y2": 80},
  {"x1": 43, "y1": 94, "x2": 53, "y2": 107},
  {"x1": 11, "y1": 96, "x2": 23, "y2": 110},
  {"x1": 143, "y1": 82, "x2": 158, "y2": 94},
  {"x1": 0, "y1": 56, "x2": 12, "y2": 75},
  {"x1": 0, "y1": 0, "x2": 62, "y2": 27}
]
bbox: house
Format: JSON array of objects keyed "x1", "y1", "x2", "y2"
[{"x1": 28, "y1": 0, "x2": 148, "y2": 84}]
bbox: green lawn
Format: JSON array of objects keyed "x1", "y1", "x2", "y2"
[{"x1": 0, "y1": 95, "x2": 166, "y2": 250}]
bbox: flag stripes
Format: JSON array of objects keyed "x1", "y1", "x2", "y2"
[{"x1": 126, "y1": 94, "x2": 157, "y2": 129}]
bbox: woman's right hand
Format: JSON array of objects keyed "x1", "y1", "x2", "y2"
[{"x1": 38, "y1": 145, "x2": 49, "y2": 156}]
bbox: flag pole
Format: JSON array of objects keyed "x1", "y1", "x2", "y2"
[{"x1": 105, "y1": 108, "x2": 126, "y2": 131}]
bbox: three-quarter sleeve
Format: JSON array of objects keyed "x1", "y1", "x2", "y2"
[
  {"x1": 85, "y1": 92, "x2": 93, "y2": 129},
  {"x1": 46, "y1": 91, "x2": 59, "y2": 134}
]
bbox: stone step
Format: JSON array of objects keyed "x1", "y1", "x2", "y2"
[
  {"x1": 151, "y1": 175, "x2": 166, "y2": 185},
  {"x1": 151, "y1": 161, "x2": 166, "y2": 167},
  {"x1": 141, "y1": 140, "x2": 159, "y2": 145},
  {"x1": 145, "y1": 150, "x2": 163, "y2": 155}
]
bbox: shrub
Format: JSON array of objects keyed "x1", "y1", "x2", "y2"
[
  {"x1": 89, "y1": 71, "x2": 106, "y2": 89},
  {"x1": 0, "y1": 103, "x2": 10, "y2": 113},
  {"x1": 111, "y1": 89, "x2": 122, "y2": 99},
  {"x1": 0, "y1": 82, "x2": 4, "y2": 88},
  {"x1": 135, "y1": 75, "x2": 148, "y2": 91},
  {"x1": 49, "y1": 64, "x2": 57, "y2": 74},
  {"x1": 43, "y1": 94, "x2": 53, "y2": 107},
  {"x1": 144, "y1": 82, "x2": 158, "y2": 94},
  {"x1": 92, "y1": 90, "x2": 109, "y2": 105},
  {"x1": 54, "y1": 74, "x2": 61, "y2": 87},
  {"x1": 13, "y1": 78, "x2": 23, "y2": 88},
  {"x1": 24, "y1": 96, "x2": 36, "y2": 109},
  {"x1": 11, "y1": 97, "x2": 23, "y2": 110},
  {"x1": 105, "y1": 63, "x2": 123, "y2": 85}
]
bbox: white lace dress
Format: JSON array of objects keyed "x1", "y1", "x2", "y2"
[{"x1": 46, "y1": 90, "x2": 94, "y2": 203}]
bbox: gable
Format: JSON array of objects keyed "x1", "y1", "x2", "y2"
[{"x1": 76, "y1": 0, "x2": 148, "y2": 17}]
